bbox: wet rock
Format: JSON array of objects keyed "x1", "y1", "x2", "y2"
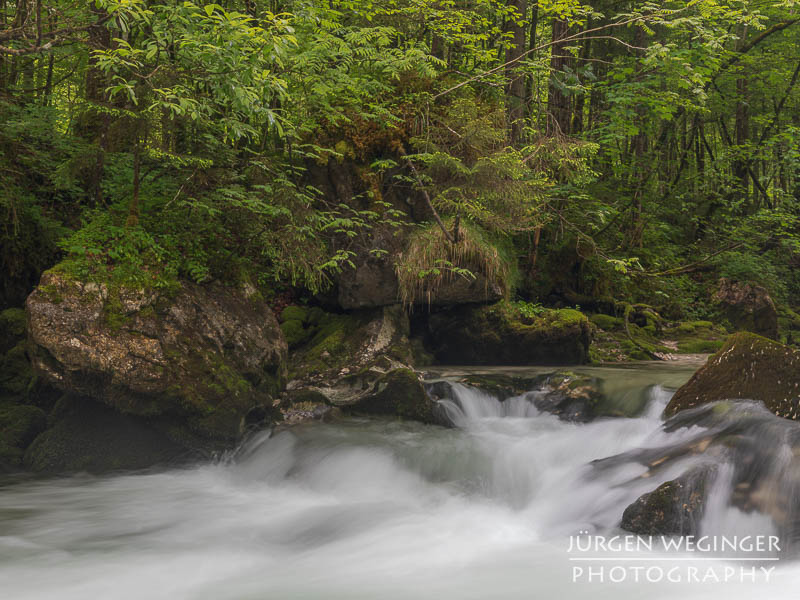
[
  {"x1": 597, "y1": 400, "x2": 800, "y2": 547},
  {"x1": 23, "y1": 397, "x2": 191, "y2": 473},
  {"x1": 350, "y1": 368, "x2": 444, "y2": 424},
  {"x1": 426, "y1": 301, "x2": 591, "y2": 365},
  {"x1": 714, "y1": 278, "x2": 778, "y2": 339},
  {"x1": 532, "y1": 372, "x2": 606, "y2": 423},
  {"x1": 620, "y1": 467, "x2": 713, "y2": 536},
  {"x1": 26, "y1": 270, "x2": 288, "y2": 449},
  {"x1": 458, "y1": 373, "x2": 548, "y2": 401},
  {"x1": 665, "y1": 332, "x2": 800, "y2": 420}
]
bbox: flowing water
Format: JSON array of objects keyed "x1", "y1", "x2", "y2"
[{"x1": 2, "y1": 362, "x2": 800, "y2": 599}]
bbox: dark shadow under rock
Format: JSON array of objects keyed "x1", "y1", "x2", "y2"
[{"x1": 23, "y1": 397, "x2": 195, "y2": 473}]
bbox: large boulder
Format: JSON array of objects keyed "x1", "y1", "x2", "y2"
[
  {"x1": 425, "y1": 301, "x2": 591, "y2": 365},
  {"x1": 665, "y1": 332, "x2": 800, "y2": 419},
  {"x1": 714, "y1": 278, "x2": 778, "y2": 339},
  {"x1": 26, "y1": 270, "x2": 288, "y2": 448}
]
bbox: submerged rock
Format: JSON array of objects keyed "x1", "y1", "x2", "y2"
[
  {"x1": 714, "y1": 278, "x2": 778, "y2": 339},
  {"x1": 426, "y1": 301, "x2": 591, "y2": 365},
  {"x1": 26, "y1": 270, "x2": 288, "y2": 449},
  {"x1": 665, "y1": 332, "x2": 800, "y2": 419}
]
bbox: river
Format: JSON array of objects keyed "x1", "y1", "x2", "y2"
[{"x1": 1, "y1": 362, "x2": 798, "y2": 599}]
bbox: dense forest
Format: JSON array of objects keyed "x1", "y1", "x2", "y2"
[{"x1": 2, "y1": 0, "x2": 800, "y2": 334}]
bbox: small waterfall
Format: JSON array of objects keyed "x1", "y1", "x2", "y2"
[{"x1": 434, "y1": 382, "x2": 540, "y2": 426}]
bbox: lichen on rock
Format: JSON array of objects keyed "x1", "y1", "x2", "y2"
[{"x1": 26, "y1": 270, "x2": 288, "y2": 449}]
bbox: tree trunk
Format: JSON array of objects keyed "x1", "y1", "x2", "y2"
[
  {"x1": 547, "y1": 19, "x2": 571, "y2": 136},
  {"x1": 504, "y1": 0, "x2": 527, "y2": 145}
]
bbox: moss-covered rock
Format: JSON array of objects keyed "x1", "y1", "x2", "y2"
[
  {"x1": 459, "y1": 373, "x2": 548, "y2": 400},
  {"x1": 713, "y1": 278, "x2": 778, "y2": 339},
  {"x1": 590, "y1": 313, "x2": 623, "y2": 331},
  {"x1": 425, "y1": 301, "x2": 591, "y2": 365},
  {"x1": 23, "y1": 397, "x2": 190, "y2": 473},
  {"x1": 0, "y1": 307, "x2": 26, "y2": 352},
  {"x1": 279, "y1": 305, "x2": 309, "y2": 324},
  {"x1": 282, "y1": 306, "x2": 446, "y2": 424},
  {"x1": 280, "y1": 319, "x2": 313, "y2": 348},
  {"x1": 289, "y1": 305, "x2": 413, "y2": 383},
  {"x1": 675, "y1": 339, "x2": 724, "y2": 354},
  {"x1": 0, "y1": 403, "x2": 47, "y2": 470},
  {"x1": 0, "y1": 341, "x2": 36, "y2": 398},
  {"x1": 665, "y1": 332, "x2": 800, "y2": 418},
  {"x1": 26, "y1": 270, "x2": 288, "y2": 451}
]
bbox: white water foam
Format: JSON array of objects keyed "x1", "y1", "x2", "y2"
[{"x1": 1, "y1": 376, "x2": 798, "y2": 599}]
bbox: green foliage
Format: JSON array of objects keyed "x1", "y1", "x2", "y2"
[
  {"x1": 2, "y1": 0, "x2": 800, "y2": 349},
  {"x1": 513, "y1": 301, "x2": 547, "y2": 319}
]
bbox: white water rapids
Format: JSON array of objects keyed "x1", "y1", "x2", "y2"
[{"x1": 1, "y1": 364, "x2": 799, "y2": 599}]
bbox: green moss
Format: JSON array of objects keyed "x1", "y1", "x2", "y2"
[
  {"x1": 37, "y1": 282, "x2": 63, "y2": 304},
  {"x1": 0, "y1": 342, "x2": 36, "y2": 397},
  {"x1": 280, "y1": 305, "x2": 308, "y2": 324},
  {"x1": 590, "y1": 313, "x2": 622, "y2": 331},
  {"x1": 677, "y1": 339, "x2": 724, "y2": 353},
  {"x1": 102, "y1": 289, "x2": 132, "y2": 333},
  {"x1": 305, "y1": 306, "x2": 327, "y2": 326},
  {"x1": 0, "y1": 308, "x2": 26, "y2": 339},
  {"x1": 0, "y1": 404, "x2": 47, "y2": 450},
  {"x1": 280, "y1": 319, "x2": 312, "y2": 348}
]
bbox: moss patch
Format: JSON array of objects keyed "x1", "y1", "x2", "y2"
[
  {"x1": 0, "y1": 308, "x2": 26, "y2": 339},
  {"x1": 427, "y1": 301, "x2": 591, "y2": 365},
  {"x1": 590, "y1": 313, "x2": 623, "y2": 331},
  {"x1": 280, "y1": 319, "x2": 313, "y2": 348},
  {"x1": 280, "y1": 305, "x2": 309, "y2": 324}
]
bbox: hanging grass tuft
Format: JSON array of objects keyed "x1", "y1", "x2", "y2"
[{"x1": 395, "y1": 220, "x2": 514, "y2": 307}]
